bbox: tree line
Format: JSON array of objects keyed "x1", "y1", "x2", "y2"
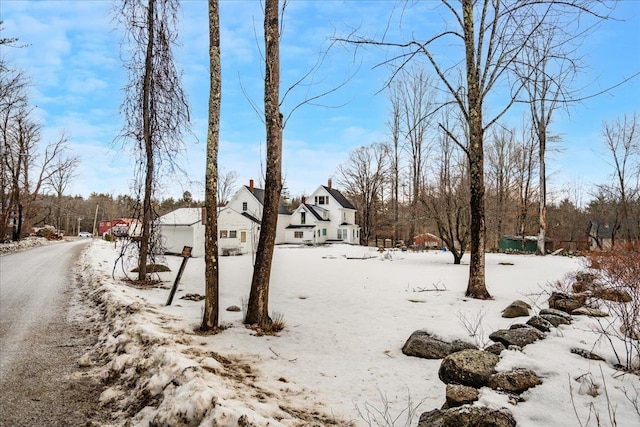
[{"x1": 335, "y1": 106, "x2": 639, "y2": 259}]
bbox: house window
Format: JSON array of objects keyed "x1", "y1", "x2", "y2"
[
  {"x1": 220, "y1": 230, "x2": 228, "y2": 238},
  {"x1": 240, "y1": 231, "x2": 247, "y2": 243},
  {"x1": 337, "y1": 229, "x2": 346, "y2": 240},
  {"x1": 229, "y1": 230, "x2": 237, "y2": 238},
  {"x1": 301, "y1": 211, "x2": 306, "y2": 225},
  {"x1": 322, "y1": 228, "x2": 327, "y2": 236},
  {"x1": 315, "y1": 196, "x2": 328, "y2": 205},
  {"x1": 294, "y1": 231, "x2": 303, "y2": 239},
  {"x1": 242, "y1": 202, "x2": 247, "y2": 211}
]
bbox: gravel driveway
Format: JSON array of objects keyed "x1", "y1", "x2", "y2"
[{"x1": 0, "y1": 240, "x2": 109, "y2": 426}]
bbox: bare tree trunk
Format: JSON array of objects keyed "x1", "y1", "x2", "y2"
[
  {"x1": 201, "y1": 0, "x2": 221, "y2": 331},
  {"x1": 245, "y1": 0, "x2": 282, "y2": 327},
  {"x1": 137, "y1": 0, "x2": 156, "y2": 281},
  {"x1": 463, "y1": 0, "x2": 490, "y2": 299},
  {"x1": 537, "y1": 127, "x2": 547, "y2": 255}
]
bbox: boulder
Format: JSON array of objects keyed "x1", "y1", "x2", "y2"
[
  {"x1": 226, "y1": 305, "x2": 242, "y2": 312},
  {"x1": 402, "y1": 330, "x2": 477, "y2": 359},
  {"x1": 571, "y1": 307, "x2": 608, "y2": 317},
  {"x1": 548, "y1": 292, "x2": 585, "y2": 314},
  {"x1": 571, "y1": 348, "x2": 605, "y2": 361},
  {"x1": 489, "y1": 369, "x2": 542, "y2": 394},
  {"x1": 489, "y1": 327, "x2": 544, "y2": 348},
  {"x1": 509, "y1": 323, "x2": 535, "y2": 330},
  {"x1": 540, "y1": 314, "x2": 571, "y2": 327},
  {"x1": 418, "y1": 409, "x2": 445, "y2": 427},
  {"x1": 444, "y1": 384, "x2": 479, "y2": 408},
  {"x1": 418, "y1": 406, "x2": 516, "y2": 427},
  {"x1": 438, "y1": 349, "x2": 500, "y2": 388},
  {"x1": 502, "y1": 300, "x2": 531, "y2": 318},
  {"x1": 526, "y1": 316, "x2": 553, "y2": 332},
  {"x1": 539, "y1": 308, "x2": 572, "y2": 320},
  {"x1": 485, "y1": 342, "x2": 507, "y2": 356}
]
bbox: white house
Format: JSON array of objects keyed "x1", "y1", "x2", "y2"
[
  {"x1": 285, "y1": 179, "x2": 360, "y2": 244},
  {"x1": 158, "y1": 179, "x2": 360, "y2": 257},
  {"x1": 226, "y1": 179, "x2": 291, "y2": 244}
]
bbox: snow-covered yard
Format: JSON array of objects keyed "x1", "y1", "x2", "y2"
[{"x1": 78, "y1": 240, "x2": 640, "y2": 426}]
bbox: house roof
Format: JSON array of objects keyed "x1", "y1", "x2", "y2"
[
  {"x1": 241, "y1": 211, "x2": 261, "y2": 225},
  {"x1": 158, "y1": 208, "x2": 202, "y2": 226},
  {"x1": 286, "y1": 224, "x2": 316, "y2": 229},
  {"x1": 245, "y1": 185, "x2": 292, "y2": 215},
  {"x1": 322, "y1": 185, "x2": 356, "y2": 210}
]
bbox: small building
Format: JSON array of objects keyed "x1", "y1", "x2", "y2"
[
  {"x1": 157, "y1": 208, "x2": 206, "y2": 257},
  {"x1": 588, "y1": 219, "x2": 639, "y2": 251},
  {"x1": 499, "y1": 235, "x2": 553, "y2": 254}
]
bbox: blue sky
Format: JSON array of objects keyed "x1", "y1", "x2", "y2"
[{"x1": 2, "y1": 0, "x2": 639, "y2": 204}]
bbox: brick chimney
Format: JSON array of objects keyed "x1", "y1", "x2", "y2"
[
  {"x1": 249, "y1": 179, "x2": 254, "y2": 192},
  {"x1": 301, "y1": 196, "x2": 306, "y2": 204},
  {"x1": 328, "y1": 178, "x2": 332, "y2": 189}
]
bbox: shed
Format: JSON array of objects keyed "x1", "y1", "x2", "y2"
[{"x1": 499, "y1": 235, "x2": 553, "y2": 253}]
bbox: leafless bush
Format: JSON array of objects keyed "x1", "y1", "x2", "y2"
[
  {"x1": 456, "y1": 309, "x2": 488, "y2": 348},
  {"x1": 570, "y1": 367, "x2": 618, "y2": 427},
  {"x1": 622, "y1": 384, "x2": 640, "y2": 417},
  {"x1": 587, "y1": 249, "x2": 640, "y2": 373},
  {"x1": 355, "y1": 388, "x2": 426, "y2": 427}
]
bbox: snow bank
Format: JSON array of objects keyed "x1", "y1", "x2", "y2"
[
  {"x1": 78, "y1": 240, "x2": 640, "y2": 426},
  {"x1": 77, "y1": 242, "x2": 344, "y2": 427},
  {"x1": 0, "y1": 236, "x2": 63, "y2": 254}
]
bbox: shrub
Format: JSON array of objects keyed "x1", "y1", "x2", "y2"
[{"x1": 586, "y1": 247, "x2": 640, "y2": 373}]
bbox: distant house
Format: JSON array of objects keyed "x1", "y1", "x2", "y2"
[
  {"x1": 285, "y1": 179, "x2": 360, "y2": 244},
  {"x1": 587, "y1": 219, "x2": 639, "y2": 251},
  {"x1": 413, "y1": 233, "x2": 443, "y2": 249},
  {"x1": 99, "y1": 218, "x2": 138, "y2": 237},
  {"x1": 157, "y1": 179, "x2": 361, "y2": 256}
]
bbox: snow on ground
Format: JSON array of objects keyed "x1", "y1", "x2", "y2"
[{"x1": 78, "y1": 240, "x2": 640, "y2": 426}]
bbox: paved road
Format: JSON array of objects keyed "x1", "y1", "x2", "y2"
[{"x1": 0, "y1": 240, "x2": 107, "y2": 426}]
